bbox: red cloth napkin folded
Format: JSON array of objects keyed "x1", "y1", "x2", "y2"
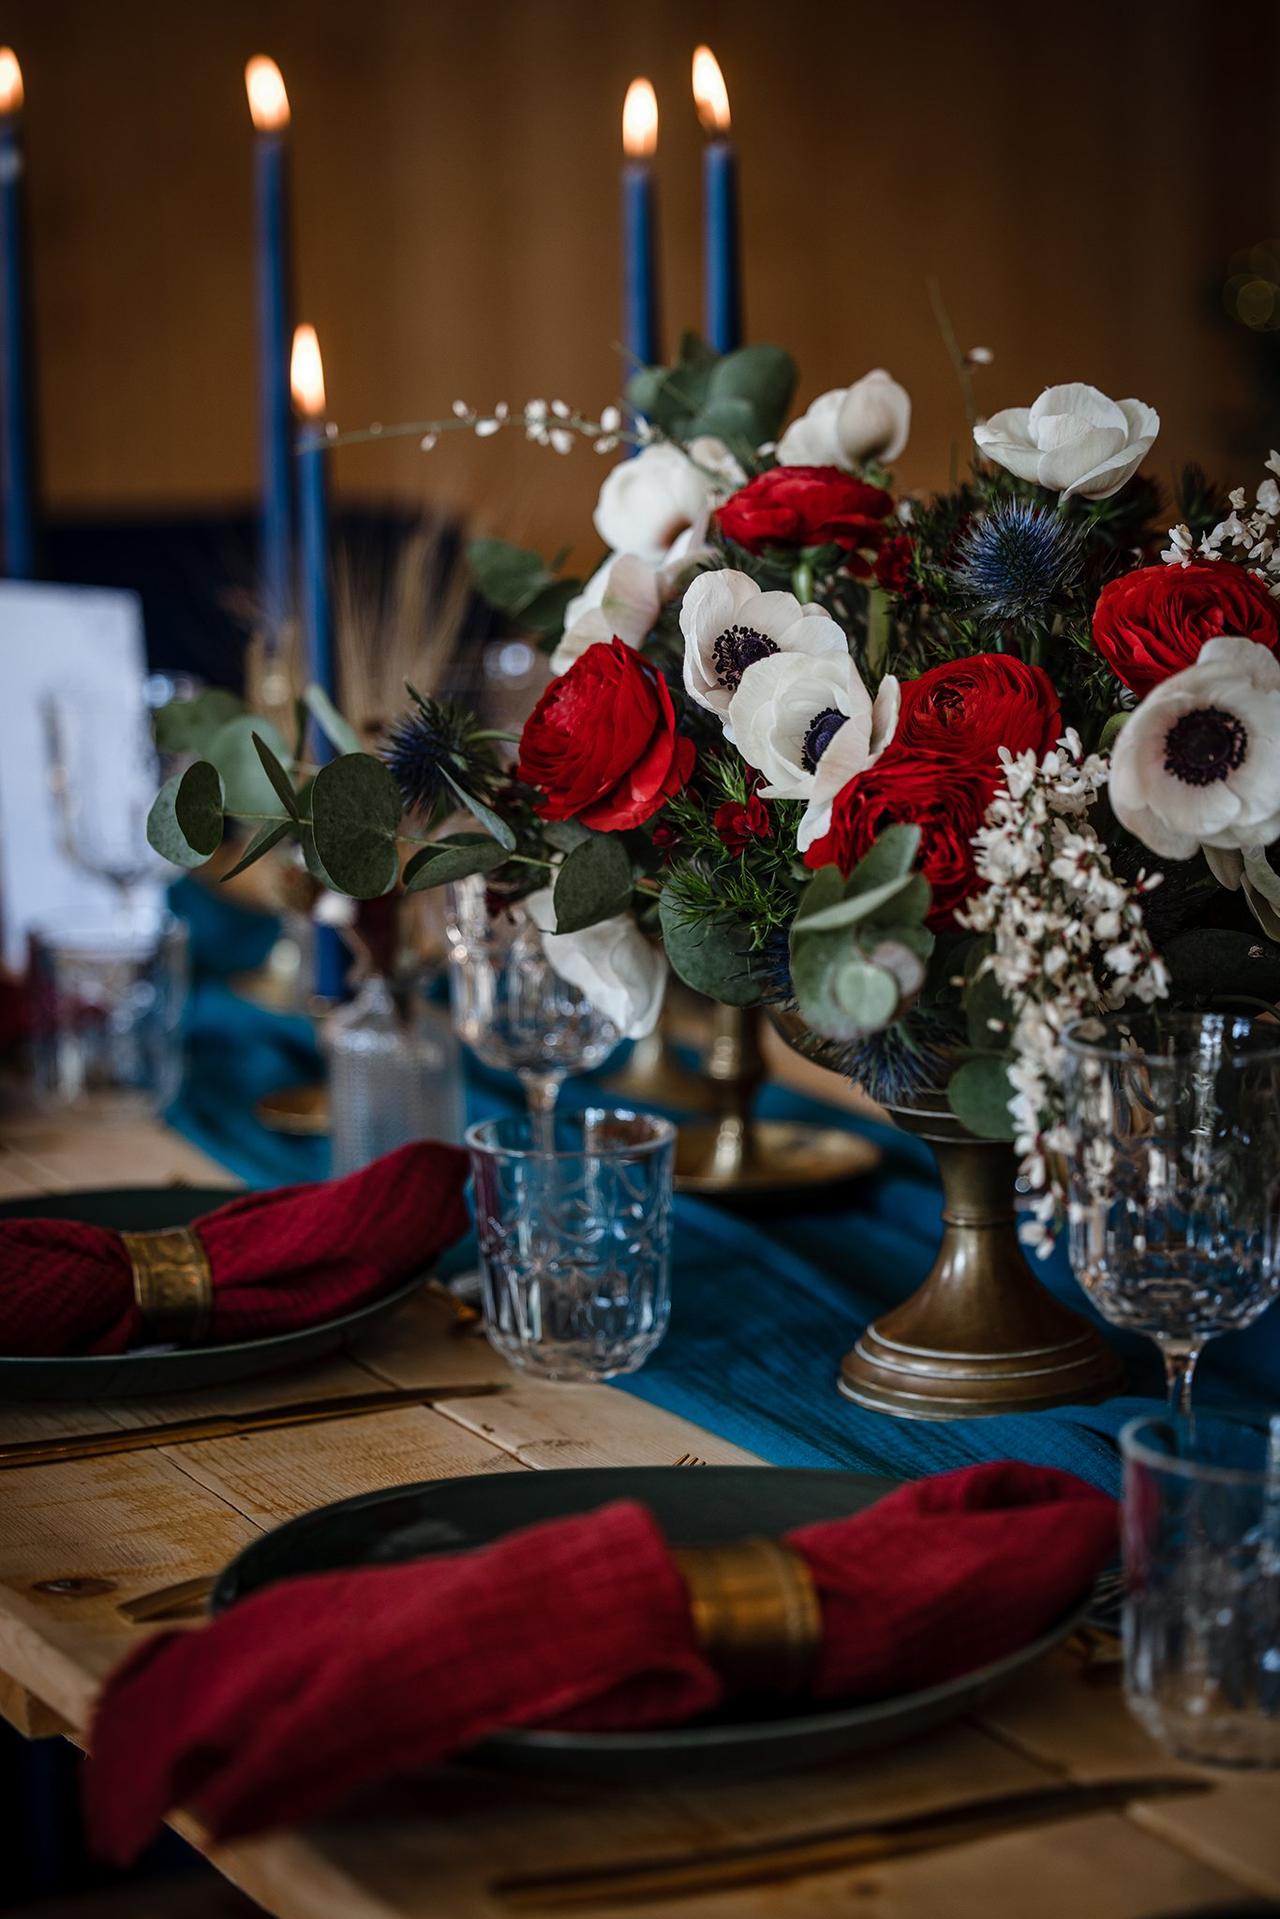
[
  {"x1": 84, "y1": 1463, "x2": 1115, "y2": 1863},
  {"x1": 0, "y1": 1142, "x2": 470, "y2": 1356}
]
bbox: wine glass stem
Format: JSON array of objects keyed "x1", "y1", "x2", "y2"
[
  {"x1": 521, "y1": 1071, "x2": 561, "y2": 1155},
  {"x1": 1161, "y1": 1340, "x2": 1202, "y2": 1418}
]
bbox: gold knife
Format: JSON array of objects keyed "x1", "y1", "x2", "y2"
[
  {"x1": 493, "y1": 1775, "x2": 1204, "y2": 1909},
  {"x1": 0, "y1": 1382, "x2": 505, "y2": 1470}
]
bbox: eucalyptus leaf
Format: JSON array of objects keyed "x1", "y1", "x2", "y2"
[
  {"x1": 965, "y1": 964, "x2": 1014, "y2": 1050},
  {"x1": 146, "y1": 762, "x2": 224, "y2": 870},
  {"x1": 543, "y1": 819, "x2": 593, "y2": 854},
  {"x1": 791, "y1": 927, "x2": 887, "y2": 1042},
  {"x1": 947, "y1": 1054, "x2": 1015, "y2": 1141},
  {"x1": 792, "y1": 871, "x2": 917, "y2": 934},
  {"x1": 553, "y1": 835, "x2": 633, "y2": 934},
  {"x1": 658, "y1": 892, "x2": 764, "y2": 1006},
  {"x1": 706, "y1": 344, "x2": 797, "y2": 442},
  {"x1": 832, "y1": 958, "x2": 900, "y2": 1029},
  {"x1": 304, "y1": 684, "x2": 362, "y2": 757},
  {"x1": 251, "y1": 733, "x2": 302, "y2": 820},
  {"x1": 403, "y1": 833, "x2": 508, "y2": 892},
  {"x1": 518, "y1": 579, "x2": 582, "y2": 637},
  {"x1": 468, "y1": 540, "x2": 579, "y2": 633},
  {"x1": 1098, "y1": 712, "x2": 1129, "y2": 753},
  {"x1": 439, "y1": 764, "x2": 517, "y2": 852},
  {"x1": 846, "y1": 824, "x2": 921, "y2": 896},
  {"x1": 206, "y1": 714, "x2": 291, "y2": 817},
  {"x1": 151, "y1": 689, "x2": 243, "y2": 757},
  {"x1": 309, "y1": 753, "x2": 403, "y2": 898},
  {"x1": 220, "y1": 818, "x2": 293, "y2": 882}
]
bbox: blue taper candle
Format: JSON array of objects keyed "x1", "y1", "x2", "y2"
[
  {"x1": 621, "y1": 79, "x2": 661, "y2": 370},
  {"x1": 0, "y1": 49, "x2": 34, "y2": 579},
  {"x1": 291, "y1": 323, "x2": 345, "y2": 1001},
  {"x1": 247, "y1": 57, "x2": 294, "y2": 651},
  {"x1": 692, "y1": 46, "x2": 742, "y2": 355}
]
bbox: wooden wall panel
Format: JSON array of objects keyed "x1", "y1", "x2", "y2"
[{"x1": 5, "y1": 0, "x2": 1277, "y2": 564}]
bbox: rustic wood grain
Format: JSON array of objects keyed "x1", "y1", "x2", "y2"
[{"x1": 0, "y1": 1099, "x2": 1271, "y2": 1919}]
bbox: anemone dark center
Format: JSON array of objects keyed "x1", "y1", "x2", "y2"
[
  {"x1": 1162, "y1": 706, "x2": 1248, "y2": 787},
  {"x1": 802, "y1": 708, "x2": 846, "y2": 773},
  {"x1": 712, "y1": 625, "x2": 778, "y2": 691}
]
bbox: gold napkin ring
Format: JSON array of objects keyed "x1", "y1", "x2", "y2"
[
  {"x1": 672, "y1": 1538, "x2": 822, "y2": 1696},
  {"x1": 121, "y1": 1227, "x2": 213, "y2": 1345}
]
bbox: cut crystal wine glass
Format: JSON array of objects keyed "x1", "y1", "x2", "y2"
[{"x1": 1061, "y1": 1011, "x2": 1280, "y2": 1412}]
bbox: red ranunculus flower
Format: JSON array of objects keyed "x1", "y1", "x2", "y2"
[
  {"x1": 894, "y1": 654, "x2": 1061, "y2": 764},
  {"x1": 804, "y1": 750, "x2": 998, "y2": 928},
  {"x1": 1092, "y1": 561, "x2": 1280, "y2": 697},
  {"x1": 873, "y1": 532, "x2": 916, "y2": 596},
  {"x1": 517, "y1": 638, "x2": 695, "y2": 831},
  {"x1": 713, "y1": 792, "x2": 773, "y2": 854},
  {"x1": 715, "y1": 465, "x2": 894, "y2": 575}
]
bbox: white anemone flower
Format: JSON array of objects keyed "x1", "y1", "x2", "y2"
[
  {"x1": 525, "y1": 889, "x2": 667, "y2": 1040},
  {"x1": 551, "y1": 554, "x2": 662, "y2": 675},
  {"x1": 797, "y1": 681, "x2": 901, "y2": 852},
  {"x1": 593, "y1": 439, "x2": 740, "y2": 564},
  {"x1": 973, "y1": 382, "x2": 1159, "y2": 502},
  {"x1": 1109, "y1": 636, "x2": 1280, "y2": 858},
  {"x1": 776, "y1": 370, "x2": 911, "y2": 470},
  {"x1": 726, "y1": 650, "x2": 890, "y2": 802},
  {"x1": 680, "y1": 568, "x2": 847, "y2": 719}
]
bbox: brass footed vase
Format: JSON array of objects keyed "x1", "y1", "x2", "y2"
[{"x1": 772, "y1": 1018, "x2": 1123, "y2": 1419}]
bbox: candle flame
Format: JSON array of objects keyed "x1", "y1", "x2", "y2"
[
  {"x1": 622, "y1": 78, "x2": 658, "y2": 158},
  {"x1": 0, "y1": 48, "x2": 24, "y2": 116},
  {"x1": 691, "y1": 45, "x2": 729, "y2": 134},
  {"x1": 245, "y1": 55, "x2": 289, "y2": 132},
  {"x1": 290, "y1": 324, "x2": 326, "y2": 419}
]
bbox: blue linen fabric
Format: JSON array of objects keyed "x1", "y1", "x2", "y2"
[{"x1": 165, "y1": 883, "x2": 1280, "y2": 1501}]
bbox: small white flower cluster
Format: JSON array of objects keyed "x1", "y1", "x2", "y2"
[
  {"x1": 1163, "y1": 452, "x2": 1280, "y2": 595},
  {"x1": 958, "y1": 733, "x2": 1170, "y2": 1255},
  {"x1": 431, "y1": 399, "x2": 625, "y2": 457}
]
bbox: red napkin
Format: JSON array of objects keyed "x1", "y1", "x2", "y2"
[
  {"x1": 0, "y1": 1142, "x2": 470, "y2": 1356},
  {"x1": 84, "y1": 1463, "x2": 1115, "y2": 1862}
]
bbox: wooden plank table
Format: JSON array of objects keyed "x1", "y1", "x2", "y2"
[{"x1": 1, "y1": 1097, "x2": 1278, "y2": 1919}]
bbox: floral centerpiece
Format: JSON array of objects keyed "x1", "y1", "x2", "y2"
[{"x1": 151, "y1": 335, "x2": 1280, "y2": 1413}]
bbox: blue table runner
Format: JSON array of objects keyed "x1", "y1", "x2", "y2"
[{"x1": 166, "y1": 882, "x2": 1280, "y2": 1499}]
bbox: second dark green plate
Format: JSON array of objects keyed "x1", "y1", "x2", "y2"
[{"x1": 214, "y1": 1465, "x2": 1092, "y2": 1783}]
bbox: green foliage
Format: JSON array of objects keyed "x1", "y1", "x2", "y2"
[
  {"x1": 220, "y1": 819, "x2": 293, "y2": 882},
  {"x1": 251, "y1": 733, "x2": 303, "y2": 821},
  {"x1": 658, "y1": 887, "x2": 766, "y2": 1005},
  {"x1": 438, "y1": 763, "x2": 516, "y2": 852},
  {"x1": 309, "y1": 754, "x2": 403, "y2": 898},
  {"x1": 151, "y1": 689, "x2": 243, "y2": 757},
  {"x1": 205, "y1": 715, "x2": 292, "y2": 817},
  {"x1": 788, "y1": 834, "x2": 935, "y2": 1043},
  {"x1": 625, "y1": 336, "x2": 796, "y2": 463},
  {"x1": 468, "y1": 538, "x2": 581, "y2": 636},
  {"x1": 947, "y1": 1053, "x2": 1015, "y2": 1140},
  {"x1": 403, "y1": 833, "x2": 509, "y2": 892},
  {"x1": 1164, "y1": 927, "x2": 1280, "y2": 1007},
  {"x1": 552, "y1": 835, "x2": 633, "y2": 934},
  {"x1": 304, "y1": 684, "x2": 362, "y2": 757},
  {"x1": 146, "y1": 762, "x2": 224, "y2": 870}
]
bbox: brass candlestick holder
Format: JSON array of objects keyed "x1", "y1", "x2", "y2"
[
  {"x1": 674, "y1": 1004, "x2": 881, "y2": 1196},
  {"x1": 603, "y1": 1003, "x2": 718, "y2": 1113}
]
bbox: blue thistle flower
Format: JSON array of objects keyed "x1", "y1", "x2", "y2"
[
  {"x1": 757, "y1": 928, "x2": 794, "y2": 1006},
  {"x1": 381, "y1": 692, "x2": 498, "y2": 820},
  {"x1": 954, "y1": 499, "x2": 1084, "y2": 627},
  {"x1": 822, "y1": 1010, "x2": 954, "y2": 1107}
]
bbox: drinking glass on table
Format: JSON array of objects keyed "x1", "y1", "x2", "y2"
[
  {"x1": 28, "y1": 918, "x2": 188, "y2": 1111},
  {"x1": 445, "y1": 875, "x2": 621, "y2": 1150},
  {"x1": 1121, "y1": 1412, "x2": 1280, "y2": 1768},
  {"x1": 43, "y1": 689, "x2": 167, "y2": 921},
  {"x1": 1061, "y1": 1012, "x2": 1280, "y2": 1413},
  {"x1": 467, "y1": 1107, "x2": 675, "y2": 1381}
]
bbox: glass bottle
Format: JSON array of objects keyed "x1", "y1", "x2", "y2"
[{"x1": 327, "y1": 973, "x2": 465, "y2": 1177}]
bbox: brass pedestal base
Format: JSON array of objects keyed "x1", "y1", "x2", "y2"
[
  {"x1": 673, "y1": 1006, "x2": 881, "y2": 1197},
  {"x1": 840, "y1": 1098, "x2": 1122, "y2": 1421}
]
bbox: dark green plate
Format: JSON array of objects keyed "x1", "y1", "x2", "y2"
[
  {"x1": 214, "y1": 1465, "x2": 1093, "y2": 1784},
  {"x1": 0, "y1": 1187, "x2": 426, "y2": 1400}
]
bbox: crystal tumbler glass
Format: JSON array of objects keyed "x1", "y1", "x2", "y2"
[
  {"x1": 466, "y1": 1107, "x2": 675, "y2": 1382},
  {"x1": 1062, "y1": 1011, "x2": 1280, "y2": 1412},
  {"x1": 1122, "y1": 1414, "x2": 1280, "y2": 1768},
  {"x1": 29, "y1": 918, "x2": 188, "y2": 1111}
]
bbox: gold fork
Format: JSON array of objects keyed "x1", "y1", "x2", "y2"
[{"x1": 673, "y1": 1453, "x2": 707, "y2": 1467}]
